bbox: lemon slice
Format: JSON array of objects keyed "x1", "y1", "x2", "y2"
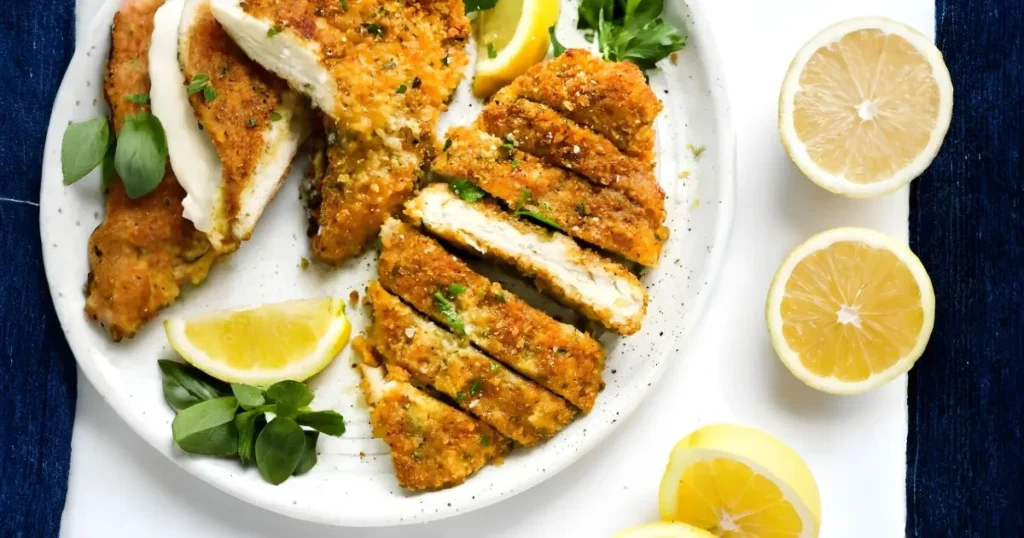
[
  {"x1": 472, "y1": 0, "x2": 559, "y2": 97},
  {"x1": 164, "y1": 298, "x2": 350, "y2": 385},
  {"x1": 779, "y1": 17, "x2": 953, "y2": 198},
  {"x1": 659, "y1": 424, "x2": 822, "y2": 538},
  {"x1": 767, "y1": 228, "x2": 935, "y2": 394},
  {"x1": 614, "y1": 522, "x2": 718, "y2": 538}
]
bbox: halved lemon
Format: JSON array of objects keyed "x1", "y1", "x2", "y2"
[
  {"x1": 767, "y1": 228, "x2": 935, "y2": 394},
  {"x1": 659, "y1": 424, "x2": 822, "y2": 538},
  {"x1": 613, "y1": 522, "x2": 718, "y2": 538},
  {"x1": 472, "y1": 0, "x2": 559, "y2": 97},
  {"x1": 165, "y1": 297, "x2": 350, "y2": 385},
  {"x1": 779, "y1": 17, "x2": 953, "y2": 198}
]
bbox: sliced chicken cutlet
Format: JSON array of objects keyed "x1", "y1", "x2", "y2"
[
  {"x1": 434, "y1": 127, "x2": 667, "y2": 266},
  {"x1": 368, "y1": 282, "x2": 577, "y2": 445},
  {"x1": 86, "y1": 0, "x2": 217, "y2": 342},
  {"x1": 492, "y1": 49, "x2": 662, "y2": 162},
  {"x1": 150, "y1": 0, "x2": 310, "y2": 252},
  {"x1": 358, "y1": 358, "x2": 509, "y2": 491},
  {"x1": 378, "y1": 218, "x2": 605, "y2": 411},
  {"x1": 211, "y1": 0, "x2": 470, "y2": 263},
  {"x1": 479, "y1": 97, "x2": 666, "y2": 227},
  {"x1": 404, "y1": 185, "x2": 648, "y2": 335}
]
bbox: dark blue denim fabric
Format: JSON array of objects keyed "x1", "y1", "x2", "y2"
[
  {"x1": 0, "y1": 1, "x2": 78, "y2": 537},
  {"x1": 907, "y1": 1, "x2": 1024, "y2": 536}
]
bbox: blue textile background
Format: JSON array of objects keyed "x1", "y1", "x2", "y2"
[
  {"x1": 906, "y1": 1, "x2": 1023, "y2": 536},
  {"x1": 0, "y1": 1, "x2": 1021, "y2": 537},
  {"x1": 0, "y1": 0, "x2": 78, "y2": 537}
]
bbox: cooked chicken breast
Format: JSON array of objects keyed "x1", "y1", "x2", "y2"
[
  {"x1": 150, "y1": 0, "x2": 309, "y2": 252},
  {"x1": 404, "y1": 185, "x2": 648, "y2": 335},
  {"x1": 478, "y1": 98, "x2": 665, "y2": 227},
  {"x1": 210, "y1": 0, "x2": 470, "y2": 263},
  {"x1": 492, "y1": 49, "x2": 662, "y2": 162},
  {"x1": 86, "y1": 0, "x2": 217, "y2": 341},
  {"x1": 433, "y1": 126, "x2": 667, "y2": 266},
  {"x1": 368, "y1": 282, "x2": 577, "y2": 445},
  {"x1": 378, "y1": 218, "x2": 606, "y2": 411},
  {"x1": 358, "y1": 358, "x2": 509, "y2": 491}
]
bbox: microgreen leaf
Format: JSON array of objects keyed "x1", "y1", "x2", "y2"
[
  {"x1": 266, "y1": 380, "x2": 315, "y2": 418},
  {"x1": 61, "y1": 118, "x2": 110, "y2": 186},
  {"x1": 235, "y1": 408, "x2": 267, "y2": 466},
  {"x1": 292, "y1": 431, "x2": 319, "y2": 476},
  {"x1": 231, "y1": 384, "x2": 266, "y2": 409},
  {"x1": 171, "y1": 396, "x2": 239, "y2": 456},
  {"x1": 255, "y1": 417, "x2": 306, "y2": 485},
  {"x1": 158, "y1": 360, "x2": 228, "y2": 412},
  {"x1": 296, "y1": 410, "x2": 347, "y2": 436}
]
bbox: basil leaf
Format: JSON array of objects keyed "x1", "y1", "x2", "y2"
[
  {"x1": 296, "y1": 410, "x2": 346, "y2": 436},
  {"x1": 255, "y1": 417, "x2": 306, "y2": 485},
  {"x1": 114, "y1": 112, "x2": 168, "y2": 199},
  {"x1": 158, "y1": 360, "x2": 228, "y2": 412},
  {"x1": 171, "y1": 397, "x2": 239, "y2": 456},
  {"x1": 433, "y1": 292, "x2": 465, "y2": 335},
  {"x1": 61, "y1": 118, "x2": 110, "y2": 185},
  {"x1": 449, "y1": 180, "x2": 486, "y2": 202},
  {"x1": 266, "y1": 380, "x2": 314, "y2": 418},
  {"x1": 464, "y1": 0, "x2": 496, "y2": 13},
  {"x1": 549, "y1": 26, "x2": 566, "y2": 57},
  {"x1": 231, "y1": 384, "x2": 266, "y2": 409},
  {"x1": 292, "y1": 431, "x2": 319, "y2": 476},
  {"x1": 236, "y1": 408, "x2": 267, "y2": 466}
]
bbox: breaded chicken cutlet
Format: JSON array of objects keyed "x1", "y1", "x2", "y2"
[
  {"x1": 433, "y1": 126, "x2": 668, "y2": 266},
  {"x1": 404, "y1": 185, "x2": 648, "y2": 335},
  {"x1": 368, "y1": 282, "x2": 577, "y2": 445},
  {"x1": 492, "y1": 49, "x2": 662, "y2": 162},
  {"x1": 480, "y1": 97, "x2": 666, "y2": 228},
  {"x1": 210, "y1": 0, "x2": 471, "y2": 264},
  {"x1": 356, "y1": 341, "x2": 510, "y2": 491},
  {"x1": 86, "y1": 0, "x2": 217, "y2": 341},
  {"x1": 378, "y1": 218, "x2": 606, "y2": 411}
]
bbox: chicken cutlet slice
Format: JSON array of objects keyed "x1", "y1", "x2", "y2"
[
  {"x1": 151, "y1": 0, "x2": 310, "y2": 252},
  {"x1": 434, "y1": 127, "x2": 667, "y2": 266},
  {"x1": 478, "y1": 98, "x2": 666, "y2": 227},
  {"x1": 378, "y1": 218, "x2": 605, "y2": 411},
  {"x1": 86, "y1": 0, "x2": 217, "y2": 342},
  {"x1": 211, "y1": 0, "x2": 470, "y2": 263},
  {"x1": 404, "y1": 185, "x2": 648, "y2": 335},
  {"x1": 492, "y1": 49, "x2": 661, "y2": 162},
  {"x1": 368, "y1": 282, "x2": 577, "y2": 445},
  {"x1": 358, "y1": 358, "x2": 509, "y2": 491}
]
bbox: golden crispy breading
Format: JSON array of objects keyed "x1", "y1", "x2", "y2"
[
  {"x1": 492, "y1": 49, "x2": 661, "y2": 162},
  {"x1": 368, "y1": 282, "x2": 577, "y2": 445},
  {"x1": 378, "y1": 219, "x2": 605, "y2": 411},
  {"x1": 179, "y1": 0, "x2": 294, "y2": 250},
  {"x1": 433, "y1": 126, "x2": 668, "y2": 266},
  {"x1": 478, "y1": 98, "x2": 666, "y2": 227},
  {"x1": 86, "y1": 0, "x2": 216, "y2": 342},
  {"x1": 357, "y1": 359, "x2": 510, "y2": 491},
  {"x1": 236, "y1": 0, "x2": 470, "y2": 264},
  {"x1": 405, "y1": 185, "x2": 648, "y2": 335}
]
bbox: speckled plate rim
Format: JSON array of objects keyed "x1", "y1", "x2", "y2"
[{"x1": 40, "y1": 0, "x2": 735, "y2": 527}]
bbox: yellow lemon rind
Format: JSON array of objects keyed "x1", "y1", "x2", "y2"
[
  {"x1": 472, "y1": 0, "x2": 560, "y2": 97},
  {"x1": 612, "y1": 521, "x2": 718, "y2": 538},
  {"x1": 766, "y1": 227, "x2": 936, "y2": 395}
]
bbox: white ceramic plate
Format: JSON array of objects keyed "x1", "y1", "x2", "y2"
[{"x1": 40, "y1": 0, "x2": 734, "y2": 527}]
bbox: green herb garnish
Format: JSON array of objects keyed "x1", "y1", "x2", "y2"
[
  {"x1": 396, "y1": 84, "x2": 408, "y2": 94},
  {"x1": 433, "y1": 292, "x2": 466, "y2": 335},
  {"x1": 267, "y1": 24, "x2": 284, "y2": 37},
  {"x1": 363, "y1": 23, "x2": 384, "y2": 36},
  {"x1": 125, "y1": 93, "x2": 150, "y2": 105},
  {"x1": 549, "y1": 26, "x2": 566, "y2": 57},
  {"x1": 577, "y1": 0, "x2": 686, "y2": 69},
  {"x1": 449, "y1": 179, "x2": 486, "y2": 202},
  {"x1": 187, "y1": 73, "x2": 216, "y2": 103},
  {"x1": 270, "y1": 111, "x2": 282, "y2": 122},
  {"x1": 61, "y1": 118, "x2": 110, "y2": 186},
  {"x1": 114, "y1": 112, "x2": 169, "y2": 199},
  {"x1": 487, "y1": 42, "x2": 498, "y2": 59},
  {"x1": 339, "y1": 0, "x2": 348, "y2": 11},
  {"x1": 464, "y1": 0, "x2": 497, "y2": 13},
  {"x1": 443, "y1": 138, "x2": 453, "y2": 152},
  {"x1": 447, "y1": 283, "x2": 468, "y2": 296},
  {"x1": 159, "y1": 361, "x2": 346, "y2": 486}
]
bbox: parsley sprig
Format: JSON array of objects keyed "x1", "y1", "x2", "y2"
[{"x1": 578, "y1": 0, "x2": 686, "y2": 69}]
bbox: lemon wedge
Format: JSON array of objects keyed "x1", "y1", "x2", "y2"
[
  {"x1": 164, "y1": 298, "x2": 350, "y2": 385},
  {"x1": 472, "y1": 0, "x2": 559, "y2": 97},
  {"x1": 779, "y1": 17, "x2": 953, "y2": 198},
  {"x1": 614, "y1": 522, "x2": 718, "y2": 538},
  {"x1": 659, "y1": 424, "x2": 822, "y2": 538},
  {"x1": 767, "y1": 228, "x2": 935, "y2": 394}
]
